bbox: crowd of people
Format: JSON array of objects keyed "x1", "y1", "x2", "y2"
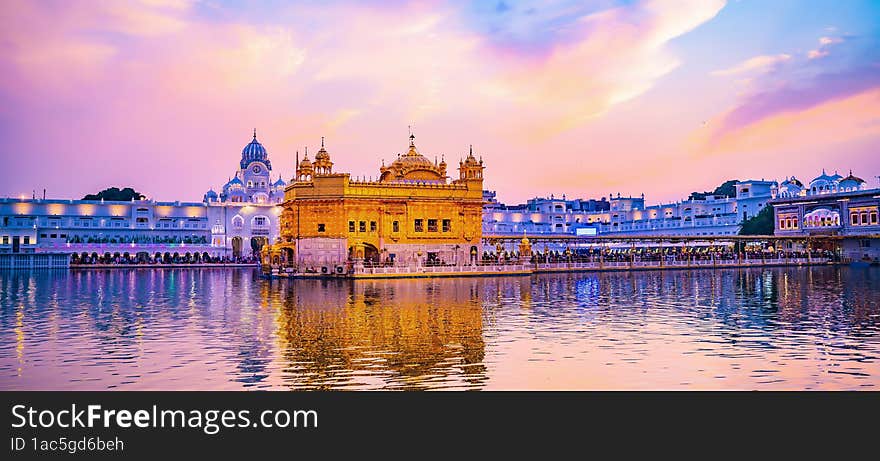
[
  {"x1": 480, "y1": 247, "x2": 836, "y2": 265},
  {"x1": 70, "y1": 252, "x2": 258, "y2": 265}
]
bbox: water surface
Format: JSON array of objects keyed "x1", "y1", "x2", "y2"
[{"x1": 1, "y1": 266, "x2": 878, "y2": 390}]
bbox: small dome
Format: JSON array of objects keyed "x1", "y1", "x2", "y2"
[
  {"x1": 781, "y1": 176, "x2": 803, "y2": 187},
  {"x1": 463, "y1": 145, "x2": 480, "y2": 166},
  {"x1": 315, "y1": 147, "x2": 330, "y2": 161},
  {"x1": 811, "y1": 169, "x2": 836, "y2": 184},
  {"x1": 838, "y1": 170, "x2": 865, "y2": 190},
  {"x1": 225, "y1": 176, "x2": 243, "y2": 188},
  {"x1": 841, "y1": 171, "x2": 865, "y2": 184},
  {"x1": 204, "y1": 188, "x2": 218, "y2": 202},
  {"x1": 273, "y1": 176, "x2": 286, "y2": 187}
]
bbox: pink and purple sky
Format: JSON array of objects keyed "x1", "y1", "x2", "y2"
[{"x1": 1, "y1": 0, "x2": 878, "y2": 204}]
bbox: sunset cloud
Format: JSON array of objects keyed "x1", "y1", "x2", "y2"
[
  {"x1": 700, "y1": 33, "x2": 880, "y2": 155},
  {"x1": 711, "y1": 54, "x2": 791, "y2": 76},
  {"x1": 0, "y1": 0, "x2": 877, "y2": 204}
]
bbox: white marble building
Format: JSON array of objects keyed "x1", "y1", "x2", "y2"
[{"x1": 203, "y1": 131, "x2": 286, "y2": 259}]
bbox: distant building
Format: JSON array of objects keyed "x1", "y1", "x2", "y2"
[
  {"x1": 0, "y1": 130, "x2": 287, "y2": 260},
  {"x1": 483, "y1": 180, "x2": 776, "y2": 237},
  {"x1": 0, "y1": 197, "x2": 213, "y2": 260},
  {"x1": 772, "y1": 170, "x2": 878, "y2": 261}
]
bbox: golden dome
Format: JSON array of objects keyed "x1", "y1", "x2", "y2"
[
  {"x1": 314, "y1": 136, "x2": 331, "y2": 161},
  {"x1": 379, "y1": 134, "x2": 446, "y2": 182}
]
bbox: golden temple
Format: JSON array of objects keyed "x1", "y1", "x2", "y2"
[{"x1": 263, "y1": 134, "x2": 485, "y2": 274}]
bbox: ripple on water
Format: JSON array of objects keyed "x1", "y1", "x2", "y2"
[{"x1": 0, "y1": 266, "x2": 878, "y2": 390}]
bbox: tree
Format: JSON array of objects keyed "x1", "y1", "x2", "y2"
[
  {"x1": 83, "y1": 187, "x2": 145, "y2": 201},
  {"x1": 739, "y1": 205, "x2": 774, "y2": 235},
  {"x1": 689, "y1": 179, "x2": 739, "y2": 201}
]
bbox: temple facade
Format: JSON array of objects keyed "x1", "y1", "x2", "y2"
[{"x1": 271, "y1": 134, "x2": 485, "y2": 273}]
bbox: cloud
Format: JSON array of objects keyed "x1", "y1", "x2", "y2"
[
  {"x1": 700, "y1": 34, "x2": 880, "y2": 150},
  {"x1": 808, "y1": 35, "x2": 844, "y2": 60},
  {"x1": 711, "y1": 54, "x2": 791, "y2": 76},
  {"x1": 482, "y1": 0, "x2": 728, "y2": 138}
]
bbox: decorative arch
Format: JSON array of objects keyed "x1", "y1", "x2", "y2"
[{"x1": 251, "y1": 215, "x2": 270, "y2": 229}]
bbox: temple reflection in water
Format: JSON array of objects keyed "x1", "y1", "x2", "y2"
[{"x1": 269, "y1": 277, "x2": 508, "y2": 390}]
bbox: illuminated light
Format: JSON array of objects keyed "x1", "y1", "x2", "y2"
[{"x1": 78, "y1": 204, "x2": 96, "y2": 216}]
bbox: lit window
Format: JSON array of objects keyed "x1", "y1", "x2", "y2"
[
  {"x1": 392, "y1": 221, "x2": 399, "y2": 233},
  {"x1": 414, "y1": 219, "x2": 424, "y2": 232},
  {"x1": 317, "y1": 223, "x2": 326, "y2": 232},
  {"x1": 349, "y1": 221, "x2": 355, "y2": 232},
  {"x1": 852, "y1": 213, "x2": 859, "y2": 226},
  {"x1": 442, "y1": 219, "x2": 451, "y2": 232},
  {"x1": 359, "y1": 221, "x2": 366, "y2": 232},
  {"x1": 370, "y1": 221, "x2": 376, "y2": 232},
  {"x1": 427, "y1": 219, "x2": 438, "y2": 232}
]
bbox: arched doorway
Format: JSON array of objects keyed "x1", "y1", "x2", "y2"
[
  {"x1": 250, "y1": 237, "x2": 267, "y2": 258},
  {"x1": 283, "y1": 248, "x2": 295, "y2": 266},
  {"x1": 363, "y1": 243, "x2": 380, "y2": 264},
  {"x1": 231, "y1": 237, "x2": 243, "y2": 258}
]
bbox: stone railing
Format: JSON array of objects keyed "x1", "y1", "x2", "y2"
[
  {"x1": 354, "y1": 264, "x2": 531, "y2": 275},
  {"x1": 535, "y1": 257, "x2": 827, "y2": 270}
]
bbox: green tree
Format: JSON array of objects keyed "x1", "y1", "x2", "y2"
[
  {"x1": 689, "y1": 179, "x2": 739, "y2": 201},
  {"x1": 739, "y1": 205, "x2": 774, "y2": 235},
  {"x1": 83, "y1": 187, "x2": 145, "y2": 201}
]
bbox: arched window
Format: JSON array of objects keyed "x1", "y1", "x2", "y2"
[
  {"x1": 251, "y1": 215, "x2": 269, "y2": 229},
  {"x1": 232, "y1": 215, "x2": 244, "y2": 230}
]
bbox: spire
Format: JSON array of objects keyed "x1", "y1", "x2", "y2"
[
  {"x1": 253, "y1": 128, "x2": 257, "y2": 140},
  {"x1": 321, "y1": 136, "x2": 324, "y2": 148}
]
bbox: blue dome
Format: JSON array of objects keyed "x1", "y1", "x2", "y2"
[
  {"x1": 273, "y1": 177, "x2": 286, "y2": 187},
  {"x1": 240, "y1": 130, "x2": 273, "y2": 170},
  {"x1": 811, "y1": 169, "x2": 836, "y2": 184},
  {"x1": 224, "y1": 176, "x2": 243, "y2": 189},
  {"x1": 203, "y1": 188, "x2": 218, "y2": 203}
]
